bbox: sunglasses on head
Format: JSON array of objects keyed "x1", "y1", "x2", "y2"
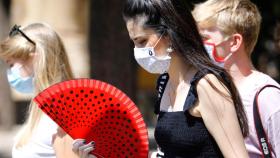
[{"x1": 9, "y1": 24, "x2": 36, "y2": 45}]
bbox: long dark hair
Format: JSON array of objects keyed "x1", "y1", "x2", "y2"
[{"x1": 123, "y1": 0, "x2": 248, "y2": 137}]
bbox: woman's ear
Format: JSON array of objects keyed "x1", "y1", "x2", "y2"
[
  {"x1": 230, "y1": 33, "x2": 243, "y2": 52},
  {"x1": 29, "y1": 52, "x2": 37, "y2": 57},
  {"x1": 28, "y1": 52, "x2": 39, "y2": 63}
]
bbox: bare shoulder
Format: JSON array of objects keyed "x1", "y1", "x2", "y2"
[
  {"x1": 196, "y1": 73, "x2": 233, "y2": 114},
  {"x1": 195, "y1": 74, "x2": 248, "y2": 158},
  {"x1": 196, "y1": 73, "x2": 229, "y2": 96}
]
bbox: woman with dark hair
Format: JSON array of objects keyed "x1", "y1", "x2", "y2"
[{"x1": 122, "y1": 0, "x2": 249, "y2": 157}]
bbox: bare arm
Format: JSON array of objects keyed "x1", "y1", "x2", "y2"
[
  {"x1": 196, "y1": 74, "x2": 248, "y2": 158},
  {"x1": 52, "y1": 128, "x2": 78, "y2": 158}
]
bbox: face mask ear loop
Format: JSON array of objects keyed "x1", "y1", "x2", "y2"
[
  {"x1": 223, "y1": 52, "x2": 233, "y2": 61},
  {"x1": 215, "y1": 35, "x2": 231, "y2": 47},
  {"x1": 217, "y1": 35, "x2": 233, "y2": 62},
  {"x1": 153, "y1": 32, "x2": 165, "y2": 48}
]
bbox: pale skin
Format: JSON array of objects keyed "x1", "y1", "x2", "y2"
[
  {"x1": 196, "y1": 75, "x2": 249, "y2": 157},
  {"x1": 200, "y1": 26, "x2": 280, "y2": 156},
  {"x1": 127, "y1": 17, "x2": 249, "y2": 157},
  {"x1": 5, "y1": 56, "x2": 34, "y2": 78},
  {"x1": 199, "y1": 26, "x2": 254, "y2": 86},
  {"x1": 52, "y1": 129, "x2": 96, "y2": 158}
]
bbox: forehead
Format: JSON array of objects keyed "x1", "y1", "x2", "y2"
[
  {"x1": 199, "y1": 26, "x2": 225, "y2": 37},
  {"x1": 199, "y1": 26, "x2": 220, "y2": 33},
  {"x1": 126, "y1": 16, "x2": 155, "y2": 39}
]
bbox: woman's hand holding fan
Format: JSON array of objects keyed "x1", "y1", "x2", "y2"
[
  {"x1": 72, "y1": 139, "x2": 96, "y2": 158},
  {"x1": 34, "y1": 79, "x2": 149, "y2": 158}
]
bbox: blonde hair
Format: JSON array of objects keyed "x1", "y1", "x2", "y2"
[
  {"x1": 192, "y1": 0, "x2": 262, "y2": 54},
  {"x1": 0, "y1": 23, "x2": 73, "y2": 147}
]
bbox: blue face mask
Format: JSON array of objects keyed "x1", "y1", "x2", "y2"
[{"x1": 7, "y1": 65, "x2": 34, "y2": 94}]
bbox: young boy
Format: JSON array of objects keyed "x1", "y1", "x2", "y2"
[{"x1": 193, "y1": 0, "x2": 280, "y2": 157}]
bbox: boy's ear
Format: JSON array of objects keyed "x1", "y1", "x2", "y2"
[{"x1": 230, "y1": 33, "x2": 243, "y2": 52}]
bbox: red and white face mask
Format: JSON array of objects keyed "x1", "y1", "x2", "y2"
[{"x1": 203, "y1": 41, "x2": 233, "y2": 67}]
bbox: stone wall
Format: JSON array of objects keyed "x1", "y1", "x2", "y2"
[{"x1": 0, "y1": 0, "x2": 15, "y2": 130}]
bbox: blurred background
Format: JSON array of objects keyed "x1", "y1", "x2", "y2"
[{"x1": 0, "y1": 0, "x2": 279, "y2": 157}]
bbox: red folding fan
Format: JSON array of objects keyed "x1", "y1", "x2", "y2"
[{"x1": 34, "y1": 79, "x2": 149, "y2": 158}]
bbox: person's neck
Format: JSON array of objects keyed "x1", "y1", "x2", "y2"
[
  {"x1": 167, "y1": 53, "x2": 197, "y2": 89},
  {"x1": 225, "y1": 50, "x2": 255, "y2": 86}
]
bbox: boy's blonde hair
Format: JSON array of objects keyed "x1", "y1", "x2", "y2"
[
  {"x1": 0, "y1": 23, "x2": 73, "y2": 147},
  {"x1": 192, "y1": 0, "x2": 262, "y2": 54}
]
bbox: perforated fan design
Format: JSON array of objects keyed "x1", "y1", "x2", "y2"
[{"x1": 34, "y1": 79, "x2": 149, "y2": 158}]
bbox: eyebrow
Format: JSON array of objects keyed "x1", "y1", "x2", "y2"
[
  {"x1": 132, "y1": 34, "x2": 151, "y2": 41},
  {"x1": 132, "y1": 36, "x2": 139, "y2": 41}
]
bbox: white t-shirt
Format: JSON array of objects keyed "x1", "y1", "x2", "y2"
[
  {"x1": 12, "y1": 114, "x2": 58, "y2": 158},
  {"x1": 238, "y1": 71, "x2": 280, "y2": 158}
]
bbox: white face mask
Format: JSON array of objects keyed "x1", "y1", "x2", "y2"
[
  {"x1": 204, "y1": 41, "x2": 233, "y2": 68},
  {"x1": 134, "y1": 34, "x2": 171, "y2": 74}
]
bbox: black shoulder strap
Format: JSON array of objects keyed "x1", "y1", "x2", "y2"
[
  {"x1": 253, "y1": 84, "x2": 280, "y2": 158},
  {"x1": 154, "y1": 73, "x2": 169, "y2": 114}
]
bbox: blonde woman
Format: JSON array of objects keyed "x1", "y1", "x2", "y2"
[{"x1": 0, "y1": 23, "x2": 94, "y2": 158}]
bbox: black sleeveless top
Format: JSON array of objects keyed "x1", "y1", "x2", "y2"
[{"x1": 154, "y1": 71, "x2": 223, "y2": 158}]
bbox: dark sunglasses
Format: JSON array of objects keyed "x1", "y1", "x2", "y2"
[{"x1": 9, "y1": 24, "x2": 36, "y2": 45}]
